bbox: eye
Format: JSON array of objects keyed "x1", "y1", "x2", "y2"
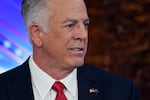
[
  {"x1": 64, "y1": 23, "x2": 76, "y2": 31},
  {"x1": 84, "y1": 21, "x2": 89, "y2": 29},
  {"x1": 66, "y1": 24, "x2": 74, "y2": 28}
]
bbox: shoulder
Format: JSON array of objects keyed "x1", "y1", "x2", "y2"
[
  {"x1": 78, "y1": 64, "x2": 139, "y2": 99},
  {"x1": 0, "y1": 66, "x2": 22, "y2": 85},
  {"x1": 78, "y1": 64, "x2": 135, "y2": 87},
  {"x1": 0, "y1": 66, "x2": 23, "y2": 95},
  {"x1": 0, "y1": 59, "x2": 29, "y2": 84},
  {"x1": 78, "y1": 65, "x2": 139, "y2": 100},
  {"x1": 78, "y1": 64, "x2": 124, "y2": 79}
]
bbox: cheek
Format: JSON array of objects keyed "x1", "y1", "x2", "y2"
[
  {"x1": 46, "y1": 28, "x2": 73, "y2": 51},
  {"x1": 56, "y1": 32, "x2": 73, "y2": 48},
  {"x1": 50, "y1": 38, "x2": 68, "y2": 54}
]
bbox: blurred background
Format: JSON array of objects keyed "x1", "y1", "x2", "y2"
[
  {"x1": 0, "y1": 0, "x2": 149, "y2": 100},
  {"x1": 0, "y1": 0, "x2": 31, "y2": 73},
  {"x1": 84, "y1": 0, "x2": 150, "y2": 100}
]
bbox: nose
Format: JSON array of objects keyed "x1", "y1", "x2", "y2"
[{"x1": 74, "y1": 23, "x2": 88, "y2": 41}]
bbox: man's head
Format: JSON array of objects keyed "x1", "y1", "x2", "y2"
[{"x1": 21, "y1": 0, "x2": 89, "y2": 71}]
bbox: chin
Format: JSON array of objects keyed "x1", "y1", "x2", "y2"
[
  {"x1": 66, "y1": 56, "x2": 85, "y2": 68},
  {"x1": 73, "y1": 59, "x2": 84, "y2": 68}
]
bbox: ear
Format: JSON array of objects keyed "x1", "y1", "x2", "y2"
[{"x1": 28, "y1": 23, "x2": 42, "y2": 47}]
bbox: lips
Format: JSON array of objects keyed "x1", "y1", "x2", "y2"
[
  {"x1": 69, "y1": 47, "x2": 84, "y2": 51},
  {"x1": 68, "y1": 47, "x2": 85, "y2": 54}
]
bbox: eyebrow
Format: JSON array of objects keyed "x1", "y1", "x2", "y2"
[
  {"x1": 63, "y1": 19, "x2": 78, "y2": 24},
  {"x1": 63, "y1": 18, "x2": 90, "y2": 24}
]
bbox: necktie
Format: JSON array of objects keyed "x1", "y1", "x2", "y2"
[{"x1": 52, "y1": 81, "x2": 67, "y2": 100}]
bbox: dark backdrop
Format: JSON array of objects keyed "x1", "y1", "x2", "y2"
[{"x1": 84, "y1": 0, "x2": 150, "y2": 100}]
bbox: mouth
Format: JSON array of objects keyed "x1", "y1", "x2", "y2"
[
  {"x1": 69, "y1": 47, "x2": 84, "y2": 51},
  {"x1": 68, "y1": 47, "x2": 85, "y2": 56}
]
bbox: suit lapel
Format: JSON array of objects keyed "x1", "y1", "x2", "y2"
[
  {"x1": 8, "y1": 60, "x2": 34, "y2": 100},
  {"x1": 77, "y1": 64, "x2": 104, "y2": 100},
  {"x1": 7, "y1": 60, "x2": 112, "y2": 100}
]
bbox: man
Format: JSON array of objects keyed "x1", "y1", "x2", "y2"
[{"x1": 0, "y1": 0, "x2": 139, "y2": 100}]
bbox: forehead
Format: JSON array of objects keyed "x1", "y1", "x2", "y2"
[
  {"x1": 48, "y1": 0, "x2": 88, "y2": 17},
  {"x1": 48, "y1": 0, "x2": 88, "y2": 19},
  {"x1": 49, "y1": 0, "x2": 85, "y2": 7}
]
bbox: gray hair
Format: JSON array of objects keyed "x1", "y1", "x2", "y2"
[{"x1": 21, "y1": 0, "x2": 50, "y2": 32}]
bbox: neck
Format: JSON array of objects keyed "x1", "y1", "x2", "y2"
[
  {"x1": 32, "y1": 55, "x2": 74, "y2": 80},
  {"x1": 40, "y1": 66, "x2": 74, "y2": 80},
  {"x1": 32, "y1": 48, "x2": 76, "y2": 80}
]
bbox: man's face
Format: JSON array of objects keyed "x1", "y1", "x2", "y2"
[{"x1": 41, "y1": 0, "x2": 89, "y2": 69}]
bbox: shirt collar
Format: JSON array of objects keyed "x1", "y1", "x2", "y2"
[
  {"x1": 29, "y1": 56, "x2": 77, "y2": 99},
  {"x1": 60, "y1": 68, "x2": 77, "y2": 97}
]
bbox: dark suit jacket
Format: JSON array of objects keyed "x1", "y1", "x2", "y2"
[{"x1": 0, "y1": 59, "x2": 139, "y2": 100}]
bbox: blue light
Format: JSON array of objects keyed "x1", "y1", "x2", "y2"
[
  {"x1": 15, "y1": 49, "x2": 22, "y2": 57},
  {"x1": 0, "y1": 53, "x2": 3, "y2": 59},
  {"x1": 0, "y1": 0, "x2": 31, "y2": 73},
  {"x1": 3, "y1": 40, "x2": 11, "y2": 48}
]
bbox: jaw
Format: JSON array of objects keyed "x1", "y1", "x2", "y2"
[{"x1": 65, "y1": 53, "x2": 85, "y2": 68}]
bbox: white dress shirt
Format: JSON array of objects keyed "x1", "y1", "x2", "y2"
[{"x1": 29, "y1": 56, "x2": 78, "y2": 100}]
